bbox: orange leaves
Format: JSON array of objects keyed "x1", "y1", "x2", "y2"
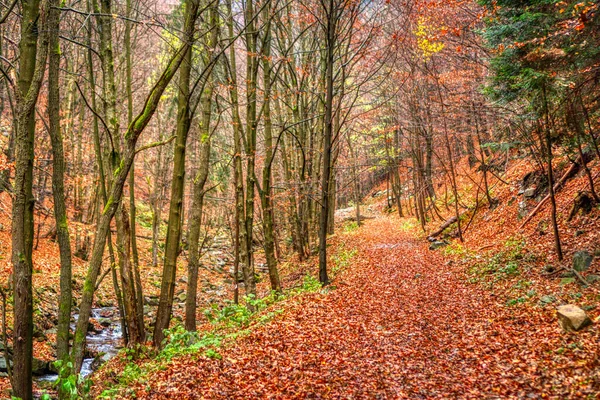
[{"x1": 95, "y1": 215, "x2": 600, "y2": 398}]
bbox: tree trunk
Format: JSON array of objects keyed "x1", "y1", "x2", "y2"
[
  {"x1": 260, "y1": 0, "x2": 282, "y2": 294},
  {"x1": 47, "y1": 0, "x2": 72, "y2": 363},
  {"x1": 224, "y1": 0, "x2": 245, "y2": 303},
  {"x1": 125, "y1": 0, "x2": 145, "y2": 341},
  {"x1": 543, "y1": 87, "x2": 563, "y2": 261},
  {"x1": 243, "y1": 0, "x2": 258, "y2": 300},
  {"x1": 86, "y1": 0, "x2": 128, "y2": 343},
  {"x1": 12, "y1": 0, "x2": 49, "y2": 396},
  {"x1": 185, "y1": 1, "x2": 218, "y2": 330},
  {"x1": 318, "y1": 0, "x2": 337, "y2": 286},
  {"x1": 153, "y1": 0, "x2": 198, "y2": 347}
]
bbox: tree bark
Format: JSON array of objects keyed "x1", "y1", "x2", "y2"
[
  {"x1": 185, "y1": 0, "x2": 219, "y2": 330},
  {"x1": 47, "y1": 0, "x2": 72, "y2": 363},
  {"x1": 12, "y1": 0, "x2": 49, "y2": 396},
  {"x1": 260, "y1": 0, "x2": 282, "y2": 294},
  {"x1": 318, "y1": 0, "x2": 337, "y2": 286},
  {"x1": 153, "y1": 0, "x2": 199, "y2": 347}
]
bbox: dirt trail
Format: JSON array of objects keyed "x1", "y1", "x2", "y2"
[{"x1": 137, "y1": 217, "x2": 599, "y2": 399}]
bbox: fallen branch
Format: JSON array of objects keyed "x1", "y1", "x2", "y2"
[
  {"x1": 541, "y1": 266, "x2": 566, "y2": 277},
  {"x1": 428, "y1": 216, "x2": 457, "y2": 238},
  {"x1": 572, "y1": 268, "x2": 589, "y2": 286},
  {"x1": 341, "y1": 215, "x2": 376, "y2": 223}
]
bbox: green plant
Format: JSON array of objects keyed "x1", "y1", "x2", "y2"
[
  {"x1": 468, "y1": 236, "x2": 527, "y2": 282},
  {"x1": 399, "y1": 219, "x2": 417, "y2": 232},
  {"x1": 506, "y1": 297, "x2": 526, "y2": 306},
  {"x1": 442, "y1": 242, "x2": 470, "y2": 258},
  {"x1": 51, "y1": 359, "x2": 80, "y2": 400},
  {"x1": 301, "y1": 274, "x2": 322, "y2": 292},
  {"x1": 343, "y1": 220, "x2": 359, "y2": 233},
  {"x1": 499, "y1": 261, "x2": 520, "y2": 277}
]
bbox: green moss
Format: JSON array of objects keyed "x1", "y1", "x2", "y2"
[{"x1": 102, "y1": 197, "x2": 114, "y2": 215}]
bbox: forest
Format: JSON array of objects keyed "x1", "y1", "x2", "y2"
[{"x1": 0, "y1": 0, "x2": 599, "y2": 398}]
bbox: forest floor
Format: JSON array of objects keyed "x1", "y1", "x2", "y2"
[{"x1": 98, "y1": 215, "x2": 600, "y2": 399}]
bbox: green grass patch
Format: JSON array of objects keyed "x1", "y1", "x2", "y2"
[{"x1": 343, "y1": 220, "x2": 359, "y2": 233}]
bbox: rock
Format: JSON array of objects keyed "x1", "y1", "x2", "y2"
[
  {"x1": 98, "y1": 318, "x2": 112, "y2": 327},
  {"x1": 429, "y1": 241, "x2": 448, "y2": 250},
  {"x1": 144, "y1": 296, "x2": 159, "y2": 306},
  {"x1": 573, "y1": 250, "x2": 593, "y2": 272},
  {"x1": 0, "y1": 356, "x2": 11, "y2": 372},
  {"x1": 539, "y1": 295, "x2": 556, "y2": 305},
  {"x1": 98, "y1": 309, "x2": 115, "y2": 318},
  {"x1": 96, "y1": 298, "x2": 114, "y2": 308},
  {"x1": 1, "y1": 355, "x2": 52, "y2": 375},
  {"x1": 518, "y1": 201, "x2": 528, "y2": 219},
  {"x1": 586, "y1": 274, "x2": 600, "y2": 284},
  {"x1": 557, "y1": 304, "x2": 592, "y2": 332},
  {"x1": 32, "y1": 358, "x2": 52, "y2": 376},
  {"x1": 90, "y1": 352, "x2": 111, "y2": 371},
  {"x1": 44, "y1": 328, "x2": 57, "y2": 336},
  {"x1": 87, "y1": 319, "x2": 103, "y2": 334},
  {"x1": 177, "y1": 292, "x2": 186, "y2": 302},
  {"x1": 574, "y1": 230, "x2": 585, "y2": 237},
  {"x1": 523, "y1": 187, "x2": 536, "y2": 198}
]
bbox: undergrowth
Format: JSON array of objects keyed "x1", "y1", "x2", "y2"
[{"x1": 467, "y1": 235, "x2": 531, "y2": 286}]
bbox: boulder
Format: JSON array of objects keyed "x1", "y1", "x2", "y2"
[
  {"x1": 573, "y1": 250, "x2": 593, "y2": 272},
  {"x1": 429, "y1": 241, "x2": 448, "y2": 250},
  {"x1": 32, "y1": 358, "x2": 52, "y2": 376},
  {"x1": 523, "y1": 187, "x2": 536, "y2": 198},
  {"x1": 557, "y1": 304, "x2": 592, "y2": 332},
  {"x1": 586, "y1": 274, "x2": 600, "y2": 284}
]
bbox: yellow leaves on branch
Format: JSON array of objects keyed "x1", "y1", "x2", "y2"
[{"x1": 414, "y1": 17, "x2": 445, "y2": 61}]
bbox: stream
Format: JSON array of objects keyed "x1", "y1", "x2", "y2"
[{"x1": 36, "y1": 307, "x2": 124, "y2": 382}]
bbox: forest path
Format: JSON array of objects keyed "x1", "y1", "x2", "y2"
[{"x1": 137, "y1": 217, "x2": 596, "y2": 399}]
